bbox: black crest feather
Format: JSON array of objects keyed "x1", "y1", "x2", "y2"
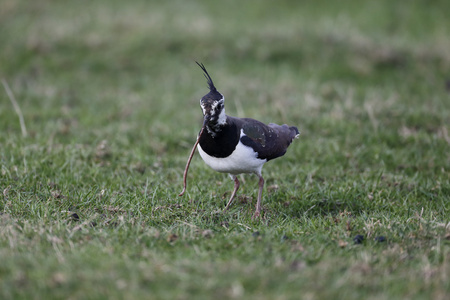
[{"x1": 196, "y1": 62, "x2": 217, "y2": 92}]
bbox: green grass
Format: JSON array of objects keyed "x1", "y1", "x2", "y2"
[{"x1": 1, "y1": 0, "x2": 450, "y2": 299}]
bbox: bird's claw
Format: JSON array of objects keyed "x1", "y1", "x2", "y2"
[{"x1": 252, "y1": 211, "x2": 261, "y2": 219}]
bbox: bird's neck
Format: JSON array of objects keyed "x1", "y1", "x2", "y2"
[{"x1": 206, "y1": 108, "x2": 227, "y2": 136}]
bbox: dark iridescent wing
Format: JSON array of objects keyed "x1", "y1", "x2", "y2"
[{"x1": 237, "y1": 117, "x2": 299, "y2": 161}]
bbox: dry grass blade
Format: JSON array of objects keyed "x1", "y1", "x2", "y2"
[
  {"x1": 179, "y1": 125, "x2": 205, "y2": 196},
  {"x1": 2, "y1": 79, "x2": 27, "y2": 137}
]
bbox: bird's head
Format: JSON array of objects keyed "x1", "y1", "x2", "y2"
[{"x1": 196, "y1": 62, "x2": 226, "y2": 127}]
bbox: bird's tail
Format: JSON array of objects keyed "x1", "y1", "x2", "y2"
[{"x1": 290, "y1": 126, "x2": 300, "y2": 140}]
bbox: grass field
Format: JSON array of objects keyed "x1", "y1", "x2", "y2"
[{"x1": 1, "y1": 0, "x2": 450, "y2": 299}]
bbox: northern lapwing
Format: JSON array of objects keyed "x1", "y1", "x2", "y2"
[{"x1": 180, "y1": 62, "x2": 300, "y2": 218}]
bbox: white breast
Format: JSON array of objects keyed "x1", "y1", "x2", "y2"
[{"x1": 197, "y1": 129, "x2": 266, "y2": 176}]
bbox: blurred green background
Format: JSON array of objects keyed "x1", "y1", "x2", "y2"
[{"x1": 1, "y1": 0, "x2": 449, "y2": 299}]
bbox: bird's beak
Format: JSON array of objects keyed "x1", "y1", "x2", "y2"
[{"x1": 203, "y1": 114, "x2": 210, "y2": 126}]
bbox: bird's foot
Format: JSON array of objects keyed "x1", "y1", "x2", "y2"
[{"x1": 252, "y1": 210, "x2": 261, "y2": 219}]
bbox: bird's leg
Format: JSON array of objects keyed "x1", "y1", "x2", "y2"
[
  {"x1": 253, "y1": 175, "x2": 264, "y2": 218},
  {"x1": 224, "y1": 176, "x2": 240, "y2": 210}
]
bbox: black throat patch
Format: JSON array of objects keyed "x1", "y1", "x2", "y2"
[{"x1": 198, "y1": 120, "x2": 240, "y2": 158}]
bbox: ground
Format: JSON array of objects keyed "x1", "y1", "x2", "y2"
[{"x1": 0, "y1": 0, "x2": 449, "y2": 299}]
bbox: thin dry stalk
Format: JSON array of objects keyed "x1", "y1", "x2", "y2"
[
  {"x1": 2, "y1": 79, "x2": 27, "y2": 137},
  {"x1": 178, "y1": 125, "x2": 205, "y2": 197}
]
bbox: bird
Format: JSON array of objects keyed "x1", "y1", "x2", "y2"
[{"x1": 195, "y1": 62, "x2": 299, "y2": 218}]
